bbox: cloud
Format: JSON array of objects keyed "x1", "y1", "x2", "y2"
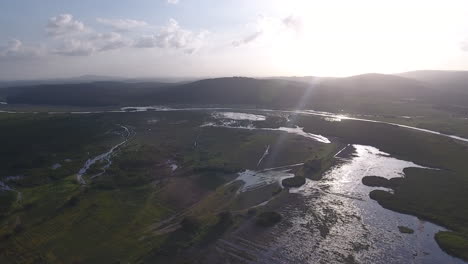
[
  {"x1": 45, "y1": 14, "x2": 132, "y2": 56},
  {"x1": 89, "y1": 32, "x2": 130, "y2": 51},
  {"x1": 53, "y1": 39, "x2": 95, "y2": 56},
  {"x1": 0, "y1": 39, "x2": 43, "y2": 59},
  {"x1": 134, "y1": 18, "x2": 207, "y2": 52},
  {"x1": 53, "y1": 32, "x2": 131, "y2": 56},
  {"x1": 232, "y1": 31, "x2": 262, "y2": 47},
  {"x1": 156, "y1": 19, "x2": 194, "y2": 48},
  {"x1": 167, "y1": 0, "x2": 179, "y2": 4},
  {"x1": 96, "y1": 18, "x2": 148, "y2": 31},
  {"x1": 461, "y1": 40, "x2": 468, "y2": 52},
  {"x1": 231, "y1": 15, "x2": 274, "y2": 47},
  {"x1": 15, "y1": 14, "x2": 206, "y2": 58},
  {"x1": 46, "y1": 14, "x2": 86, "y2": 36},
  {"x1": 134, "y1": 35, "x2": 156, "y2": 48},
  {"x1": 232, "y1": 14, "x2": 303, "y2": 47},
  {"x1": 282, "y1": 15, "x2": 303, "y2": 33}
]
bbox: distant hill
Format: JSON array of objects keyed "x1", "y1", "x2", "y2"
[
  {"x1": 265, "y1": 76, "x2": 333, "y2": 84},
  {"x1": 0, "y1": 75, "x2": 125, "y2": 89},
  {"x1": 0, "y1": 75, "x2": 195, "y2": 89},
  {"x1": 151, "y1": 77, "x2": 310, "y2": 107},
  {"x1": 4, "y1": 73, "x2": 468, "y2": 114},
  {"x1": 318, "y1": 73, "x2": 428, "y2": 98},
  {"x1": 6, "y1": 82, "x2": 173, "y2": 106},
  {"x1": 397, "y1": 70, "x2": 468, "y2": 108},
  {"x1": 397, "y1": 70, "x2": 468, "y2": 93}
]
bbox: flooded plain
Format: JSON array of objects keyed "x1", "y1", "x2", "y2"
[
  {"x1": 213, "y1": 145, "x2": 464, "y2": 264},
  {"x1": 1, "y1": 106, "x2": 467, "y2": 262},
  {"x1": 202, "y1": 111, "x2": 331, "y2": 143}
]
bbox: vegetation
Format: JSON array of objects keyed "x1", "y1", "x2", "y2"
[
  {"x1": 0, "y1": 110, "x2": 334, "y2": 263},
  {"x1": 5, "y1": 81, "x2": 172, "y2": 106},
  {"x1": 362, "y1": 176, "x2": 403, "y2": 189},
  {"x1": 295, "y1": 156, "x2": 336, "y2": 181},
  {"x1": 397, "y1": 226, "x2": 414, "y2": 234},
  {"x1": 255, "y1": 211, "x2": 282, "y2": 227},
  {"x1": 282, "y1": 176, "x2": 306, "y2": 188},
  {"x1": 0, "y1": 191, "x2": 16, "y2": 217},
  {"x1": 1, "y1": 87, "x2": 468, "y2": 261},
  {"x1": 435, "y1": 231, "x2": 468, "y2": 261}
]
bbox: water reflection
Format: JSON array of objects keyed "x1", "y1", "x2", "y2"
[
  {"x1": 213, "y1": 111, "x2": 266, "y2": 121},
  {"x1": 233, "y1": 169, "x2": 293, "y2": 193},
  {"x1": 214, "y1": 145, "x2": 464, "y2": 264}
]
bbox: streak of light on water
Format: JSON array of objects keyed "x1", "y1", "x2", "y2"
[
  {"x1": 216, "y1": 145, "x2": 463, "y2": 264},
  {"x1": 202, "y1": 122, "x2": 331, "y2": 144},
  {"x1": 256, "y1": 145, "x2": 270, "y2": 167},
  {"x1": 213, "y1": 112, "x2": 266, "y2": 121},
  {"x1": 233, "y1": 169, "x2": 294, "y2": 193}
]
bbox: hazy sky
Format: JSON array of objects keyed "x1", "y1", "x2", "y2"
[{"x1": 1, "y1": 0, "x2": 468, "y2": 80}]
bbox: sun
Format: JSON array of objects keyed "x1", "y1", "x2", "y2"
[{"x1": 267, "y1": 0, "x2": 465, "y2": 77}]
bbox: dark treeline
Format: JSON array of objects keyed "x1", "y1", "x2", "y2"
[{"x1": 4, "y1": 72, "x2": 468, "y2": 112}]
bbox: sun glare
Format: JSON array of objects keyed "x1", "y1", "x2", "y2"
[{"x1": 267, "y1": 0, "x2": 468, "y2": 76}]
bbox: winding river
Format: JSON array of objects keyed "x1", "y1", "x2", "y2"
[
  {"x1": 215, "y1": 145, "x2": 464, "y2": 264},
  {"x1": 76, "y1": 125, "x2": 131, "y2": 185}
]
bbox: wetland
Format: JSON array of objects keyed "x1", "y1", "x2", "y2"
[{"x1": 0, "y1": 105, "x2": 467, "y2": 263}]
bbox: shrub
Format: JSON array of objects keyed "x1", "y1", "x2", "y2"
[
  {"x1": 398, "y1": 226, "x2": 414, "y2": 234},
  {"x1": 282, "y1": 176, "x2": 306, "y2": 188},
  {"x1": 255, "y1": 211, "x2": 282, "y2": 227},
  {"x1": 180, "y1": 217, "x2": 200, "y2": 233}
]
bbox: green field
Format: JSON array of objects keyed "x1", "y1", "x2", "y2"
[
  {"x1": 0, "y1": 111, "x2": 339, "y2": 263},
  {"x1": 0, "y1": 109, "x2": 467, "y2": 262}
]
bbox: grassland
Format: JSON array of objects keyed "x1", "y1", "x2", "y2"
[
  {"x1": 0, "y1": 108, "x2": 467, "y2": 262},
  {"x1": 435, "y1": 231, "x2": 468, "y2": 260},
  {"x1": 0, "y1": 110, "x2": 340, "y2": 263}
]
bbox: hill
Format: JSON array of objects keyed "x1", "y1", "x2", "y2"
[
  {"x1": 6, "y1": 82, "x2": 173, "y2": 106},
  {"x1": 4, "y1": 73, "x2": 468, "y2": 115},
  {"x1": 397, "y1": 70, "x2": 468, "y2": 93},
  {"x1": 152, "y1": 77, "x2": 310, "y2": 107}
]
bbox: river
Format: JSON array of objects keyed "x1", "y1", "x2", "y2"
[
  {"x1": 1, "y1": 105, "x2": 467, "y2": 143},
  {"x1": 76, "y1": 125, "x2": 131, "y2": 185},
  {"x1": 212, "y1": 145, "x2": 464, "y2": 263}
]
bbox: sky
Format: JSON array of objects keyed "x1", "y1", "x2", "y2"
[{"x1": 1, "y1": 0, "x2": 468, "y2": 80}]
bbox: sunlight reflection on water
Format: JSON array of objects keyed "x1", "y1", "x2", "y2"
[{"x1": 217, "y1": 145, "x2": 463, "y2": 264}]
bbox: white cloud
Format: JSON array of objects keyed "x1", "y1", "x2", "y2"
[
  {"x1": 167, "y1": 0, "x2": 179, "y2": 4},
  {"x1": 157, "y1": 18, "x2": 193, "y2": 48},
  {"x1": 134, "y1": 18, "x2": 207, "y2": 53},
  {"x1": 53, "y1": 32, "x2": 131, "y2": 56},
  {"x1": 4, "y1": 39, "x2": 21, "y2": 51},
  {"x1": 11, "y1": 14, "x2": 207, "y2": 58},
  {"x1": 90, "y1": 32, "x2": 131, "y2": 51},
  {"x1": 0, "y1": 39, "x2": 43, "y2": 59},
  {"x1": 282, "y1": 15, "x2": 303, "y2": 33},
  {"x1": 53, "y1": 39, "x2": 96, "y2": 56},
  {"x1": 46, "y1": 14, "x2": 86, "y2": 36},
  {"x1": 134, "y1": 35, "x2": 158, "y2": 48},
  {"x1": 461, "y1": 40, "x2": 468, "y2": 52},
  {"x1": 232, "y1": 14, "x2": 303, "y2": 47},
  {"x1": 232, "y1": 15, "x2": 276, "y2": 47},
  {"x1": 46, "y1": 14, "x2": 132, "y2": 56},
  {"x1": 232, "y1": 31, "x2": 262, "y2": 47},
  {"x1": 96, "y1": 18, "x2": 148, "y2": 31}
]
